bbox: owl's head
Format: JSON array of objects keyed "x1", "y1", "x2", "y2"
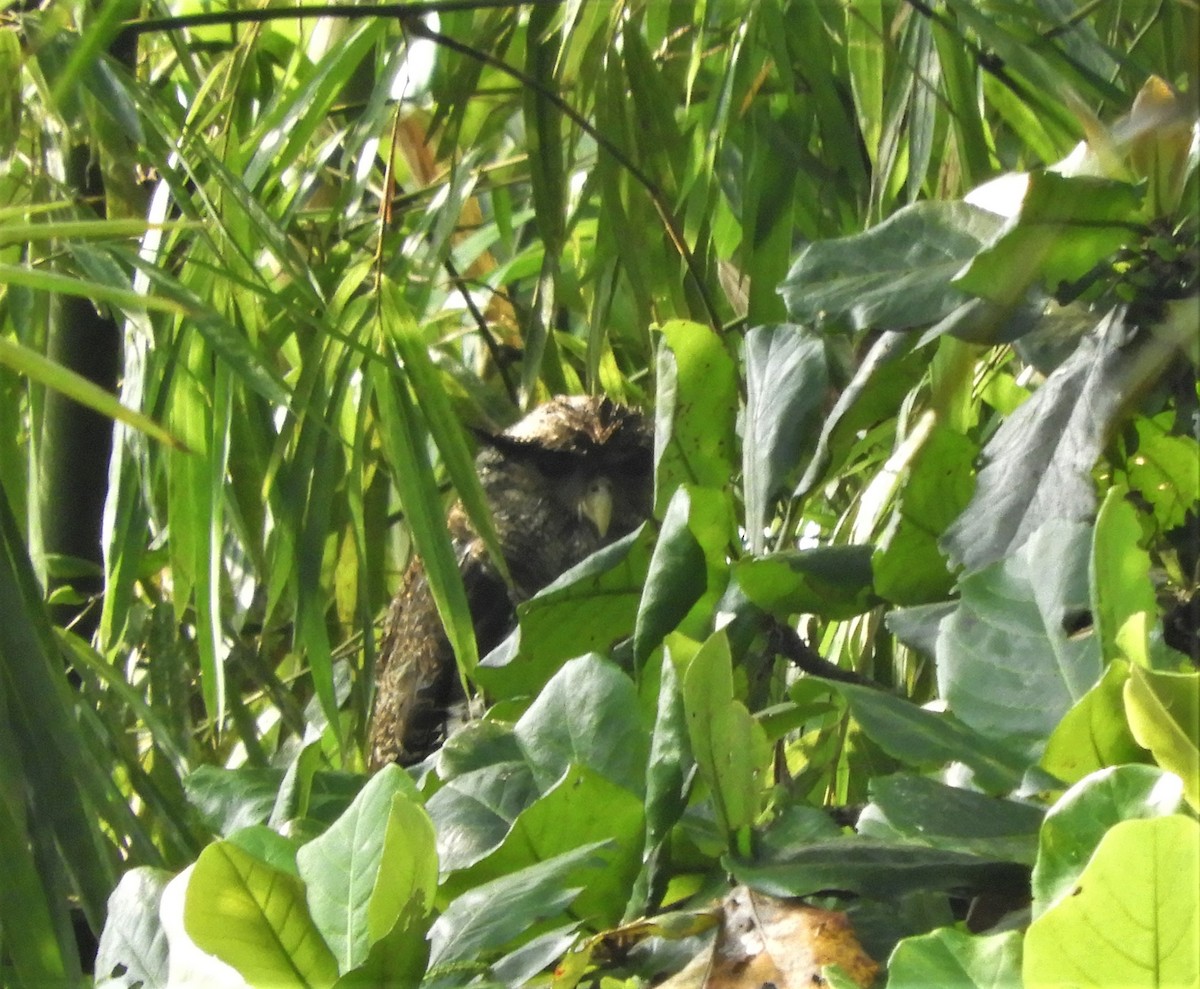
[{"x1": 475, "y1": 396, "x2": 653, "y2": 595}]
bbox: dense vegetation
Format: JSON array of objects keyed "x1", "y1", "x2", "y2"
[{"x1": 0, "y1": 0, "x2": 1197, "y2": 986}]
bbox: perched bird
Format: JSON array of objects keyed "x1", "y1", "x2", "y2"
[{"x1": 368, "y1": 395, "x2": 654, "y2": 768}]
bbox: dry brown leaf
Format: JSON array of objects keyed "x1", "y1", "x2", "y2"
[{"x1": 658, "y1": 886, "x2": 878, "y2": 989}]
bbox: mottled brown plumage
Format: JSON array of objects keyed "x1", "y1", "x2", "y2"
[{"x1": 368, "y1": 396, "x2": 653, "y2": 769}]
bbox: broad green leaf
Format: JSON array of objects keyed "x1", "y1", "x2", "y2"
[
  {"x1": 183, "y1": 769, "x2": 362, "y2": 850},
  {"x1": 634, "y1": 485, "x2": 735, "y2": 663},
  {"x1": 1091, "y1": 485, "x2": 1160, "y2": 666},
  {"x1": 936, "y1": 520, "x2": 1103, "y2": 758},
  {"x1": 486, "y1": 925, "x2": 581, "y2": 989},
  {"x1": 888, "y1": 928, "x2": 1022, "y2": 989},
  {"x1": 269, "y1": 742, "x2": 324, "y2": 829},
  {"x1": 428, "y1": 842, "x2": 608, "y2": 968},
  {"x1": 734, "y1": 545, "x2": 876, "y2": 621},
  {"x1": 440, "y1": 765, "x2": 644, "y2": 929},
  {"x1": 1041, "y1": 660, "x2": 1148, "y2": 785},
  {"x1": 682, "y1": 630, "x2": 771, "y2": 842},
  {"x1": 633, "y1": 488, "x2": 706, "y2": 666},
  {"x1": 778, "y1": 202, "x2": 1002, "y2": 330},
  {"x1": 835, "y1": 683, "x2": 1027, "y2": 793},
  {"x1": 1124, "y1": 666, "x2": 1200, "y2": 810},
  {"x1": 185, "y1": 841, "x2": 339, "y2": 989},
  {"x1": 94, "y1": 867, "x2": 172, "y2": 989},
  {"x1": 730, "y1": 837, "x2": 1027, "y2": 900},
  {"x1": 297, "y1": 765, "x2": 435, "y2": 973},
  {"x1": 477, "y1": 526, "x2": 656, "y2": 698},
  {"x1": 644, "y1": 648, "x2": 691, "y2": 851},
  {"x1": 332, "y1": 905, "x2": 429, "y2": 989},
  {"x1": 184, "y1": 766, "x2": 287, "y2": 837},
  {"x1": 653, "y1": 319, "x2": 738, "y2": 510},
  {"x1": 859, "y1": 774, "x2": 1043, "y2": 865},
  {"x1": 220, "y1": 828, "x2": 300, "y2": 881},
  {"x1": 941, "y1": 307, "x2": 1173, "y2": 573},
  {"x1": 1121, "y1": 418, "x2": 1200, "y2": 533},
  {"x1": 435, "y1": 720, "x2": 526, "y2": 781},
  {"x1": 1024, "y1": 816, "x2": 1199, "y2": 989},
  {"x1": 742, "y1": 324, "x2": 828, "y2": 554},
  {"x1": 1031, "y1": 765, "x2": 1184, "y2": 917},
  {"x1": 512, "y1": 654, "x2": 648, "y2": 797},
  {"x1": 954, "y1": 174, "x2": 1142, "y2": 306},
  {"x1": 425, "y1": 762, "x2": 540, "y2": 874}
]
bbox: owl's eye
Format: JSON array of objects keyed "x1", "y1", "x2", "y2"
[{"x1": 578, "y1": 476, "x2": 614, "y2": 537}]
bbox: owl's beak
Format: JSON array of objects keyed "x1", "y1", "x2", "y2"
[{"x1": 579, "y1": 477, "x2": 614, "y2": 538}]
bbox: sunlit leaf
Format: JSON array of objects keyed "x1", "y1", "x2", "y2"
[
  {"x1": 1025, "y1": 816, "x2": 1199, "y2": 989},
  {"x1": 1124, "y1": 666, "x2": 1200, "y2": 810},
  {"x1": 185, "y1": 841, "x2": 338, "y2": 989}
]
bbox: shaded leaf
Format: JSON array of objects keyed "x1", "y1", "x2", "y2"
[
  {"x1": 859, "y1": 774, "x2": 1043, "y2": 865},
  {"x1": 873, "y1": 424, "x2": 976, "y2": 605},
  {"x1": 835, "y1": 683, "x2": 1027, "y2": 793},
  {"x1": 428, "y1": 842, "x2": 607, "y2": 968},
  {"x1": 440, "y1": 764, "x2": 644, "y2": 929},
  {"x1": 1031, "y1": 764, "x2": 1184, "y2": 917},
  {"x1": 730, "y1": 837, "x2": 1028, "y2": 900},
  {"x1": 941, "y1": 307, "x2": 1182, "y2": 573},
  {"x1": 512, "y1": 654, "x2": 649, "y2": 796},
  {"x1": 477, "y1": 526, "x2": 656, "y2": 698},
  {"x1": 936, "y1": 519, "x2": 1103, "y2": 758},
  {"x1": 426, "y1": 762, "x2": 540, "y2": 875},
  {"x1": 794, "y1": 331, "x2": 926, "y2": 499},
  {"x1": 682, "y1": 631, "x2": 771, "y2": 841},
  {"x1": 779, "y1": 202, "x2": 1002, "y2": 330},
  {"x1": 742, "y1": 325, "x2": 828, "y2": 552},
  {"x1": 735, "y1": 545, "x2": 876, "y2": 621},
  {"x1": 634, "y1": 485, "x2": 736, "y2": 663},
  {"x1": 1091, "y1": 485, "x2": 1161, "y2": 666}
]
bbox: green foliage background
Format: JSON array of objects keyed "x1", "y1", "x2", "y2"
[{"x1": 0, "y1": 0, "x2": 1196, "y2": 986}]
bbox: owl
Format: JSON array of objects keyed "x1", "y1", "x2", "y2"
[{"x1": 368, "y1": 395, "x2": 654, "y2": 769}]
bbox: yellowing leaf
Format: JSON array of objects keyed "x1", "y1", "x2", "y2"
[{"x1": 1124, "y1": 666, "x2": 1200, "y2": 810}]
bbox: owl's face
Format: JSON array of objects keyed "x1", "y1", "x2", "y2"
[{"x1": 475, "y1": 396, "x2": 653, "y2": 598}]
